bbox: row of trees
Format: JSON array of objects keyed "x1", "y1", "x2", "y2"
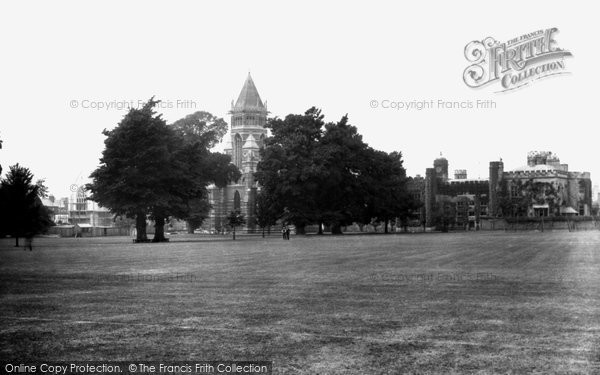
[
  {"x1": 88, "y1": 103, "x2": 417, "y2": 240},
  {"x1": 87, "y1": 99, "x2": 240, "y2": 242},
  {"x1": 0, "y1": 102, "x2": 417, "y2": 243},
  {"x1": 254, "y1": 107, "x2": 419, "y2": 234}
]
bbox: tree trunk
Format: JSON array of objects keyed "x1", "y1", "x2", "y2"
[
  {"x1": 296, "y1": 224, "x2": 306, "y2": 235},
  {"x1": 384, "y1": 219, "x2": 389, "y2": 234},
  {"x1": 187, "y1": 220, "x2": 194, "y2": 234},
  {"x1": 15, "y1": 236, "x2": 19, "y2": 247},
  {"x1": 135, "y1": 213, "x2": 148, "y2": 242},
  {"x1": 331, "y1": 223, "x2": 343, "y2": 235},
  {"x1": 153, "y1": 216, "x2": 167, "y2": 242},
  {"x1": 317, "y1": 222, "x2": 323, "y2": 235},
  {"x1": 232, "y1": 227, "x2": 236, "y2": 240},
  {"x1": 262, "y1": 227, "x2": 265, "y2": 238}
]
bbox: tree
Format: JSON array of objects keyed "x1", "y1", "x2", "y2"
[
  {"x1": 170, "y1": 111, "x2": 228, "y2": 149},
  {"x1": 256, "y1": 107, "x2": 417, "y2": 235},
  {"x1": 184, "y1": 198, "x2": 211, "y2": 234},
  {"x1": 255, "y1": 191, "x2": 279, "y2": 237},
  {"x1": 226, "y1": 210, "x2": 246, "y2": 240},
  {"x1": 87, "y1": 98, "x2": 178, "y2": 242},
  {"x1": 360, "y1": 150, "x2": 417, "y2": 233},
  {"x1": 312, "y1": 115, "x2": 369, "y2": 234},
  {"x1": 170, "y1": 111, "x2": 240, "y2": 233},
  {"x1": 255, "y1": 107, "x2": 325, "y2": 234},
  {"x1": 0, "y1": 134, "x2": 3, "y2": 175},
  {"x1": 88, "y1": 100, "x2": 241, "y2": 242},
  {"x1": 0, "y1": 164, "x2": 52, "y2": 246},
  {"x1": 432, "y1": 197, "x2": 456, "y2": 232}
]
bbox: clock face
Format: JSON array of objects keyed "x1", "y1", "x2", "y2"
[{"x1": 436, "y1": 166, "x2": 442, "y2": 173}]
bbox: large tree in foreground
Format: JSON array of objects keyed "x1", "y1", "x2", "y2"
[
  {"x1": 256, "y1": 107, "x2": 417, "y2": 234},
  {"x1": 88, "y1": 102, "x2": 240, "y2": 242},
  {"x1": 312, "y1": 115, "x2": 371, "y2": 234},
  {"x1": 0, "y1": 164, "x2": 52, "y2": 246},
  {"x1": 255, "y1": 107, "x2": 325, "y2": 234},
  {"x1": 88, "y1": 98, "x2": 178, "y2": 242}
]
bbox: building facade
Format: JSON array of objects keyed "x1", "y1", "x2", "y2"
[
  {"x1": 490, "y1": 151, "x2": 593, "y2": 217},
  {"x1": 408, "y1": 151, "x2": 593, "y2": 229}
]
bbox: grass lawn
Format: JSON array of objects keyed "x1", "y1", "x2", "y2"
[{"x1": 1, "y1": 231, "x2": 599, "y2": 374}]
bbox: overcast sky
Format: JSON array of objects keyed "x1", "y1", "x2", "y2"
[{"x1": 1, "y1": 1, "x2": 598, "y2": 199}]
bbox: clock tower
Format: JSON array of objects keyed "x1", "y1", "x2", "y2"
[
  {"x1": 207, "y1": 73, "x2": 268, "y2": 232},
  {"x1": 433, "y1": 153, "x2": 449, "y2": 183}
]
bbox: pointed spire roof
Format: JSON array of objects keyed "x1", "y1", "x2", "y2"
[{"x1": 233, "y1": 73, "x2": 266, "y2": 111}]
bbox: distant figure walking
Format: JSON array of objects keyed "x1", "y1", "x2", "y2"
[
  {"x1": 24, "y1": 234, "x2": 33, "y2": 251},
  {"x1": 285, "y1": 226, "x2": 291, "y2": 240},
  {"x1": 282, "y1": 225, "x2": 287, "y2": 240}
]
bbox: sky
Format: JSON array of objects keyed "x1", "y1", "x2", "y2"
[{"x1": 1, "y1": 1, "x2": 598, "y2": 199}]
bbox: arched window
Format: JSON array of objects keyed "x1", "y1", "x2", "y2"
[
  {"x1": 76, "y1": 188, "x2": 87, "y2": 211},
  {"x1": 234, "y1": 190, "x2": 241, "y2": 211},
  {"x1": 234, "y1": 133, "x2": 243, "y2": 167}
]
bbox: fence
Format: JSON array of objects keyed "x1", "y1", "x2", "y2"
[
  {"x1": 48, "y1": 226, "x2": 132, "y2": 237},
  {"x1": 481, "y1": 217, "x2": 600, "y2": 231}
]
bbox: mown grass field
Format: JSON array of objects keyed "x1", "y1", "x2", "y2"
[{"x1": 1, "y1": 231, "x2": 599, "y2": 374}]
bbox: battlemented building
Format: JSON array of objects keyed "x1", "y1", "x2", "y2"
[
  {"x1": 408, "y1": 151, "x2": 593, "y2": 229},
  {"x1": 490, "y1": 151, "x2": 592, "y2": 217},
  {"x1": 204, "y1": 74, "x2": 268, "y2": 232}
]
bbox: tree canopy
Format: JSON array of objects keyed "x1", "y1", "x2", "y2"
[
  {"x1": 226, "y1": 210, "x2": 246, "y2": 240},
  {"x1": 255, "y1": 107, "x2": 416, "y2": 234},
  {"x1": 0, "y1": 164, "x2": 52, "y2": 246},
  {"x1": 88, "y1": 99, "x2": 239, "y2": 242}
]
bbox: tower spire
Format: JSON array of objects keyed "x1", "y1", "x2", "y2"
[{"x1": 232, "y1": 73, "x2": 265, "y2": 112}]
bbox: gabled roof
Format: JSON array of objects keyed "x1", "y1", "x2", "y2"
[{"x1": 233, "y1": 73, "x2": 265, "y2": 111}]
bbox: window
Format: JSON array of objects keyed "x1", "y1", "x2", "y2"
[
  {"x1": 578, "y1": 182, "x2": 586, "y2": 197},
  {"x1": 234, "y1": 134, "x2": 243, "y2": 167},
  {"x1": 510, "y1": 185, "x2": 519, "y2": 198},
  {"x1": 234, "y1": 191, "x2": 241, "y2": 211}
]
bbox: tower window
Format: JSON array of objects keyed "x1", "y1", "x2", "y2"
[
  {"x1": 234, "y1": 191, "x2": 241, "y2": 211},
  {"x1": 234, "y1": 134, "x2": 243, "y2": 167}
]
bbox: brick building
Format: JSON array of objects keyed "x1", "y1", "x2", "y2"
[{"x1": 408, "y1": 151, "x2": 593, "y2": 229}]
